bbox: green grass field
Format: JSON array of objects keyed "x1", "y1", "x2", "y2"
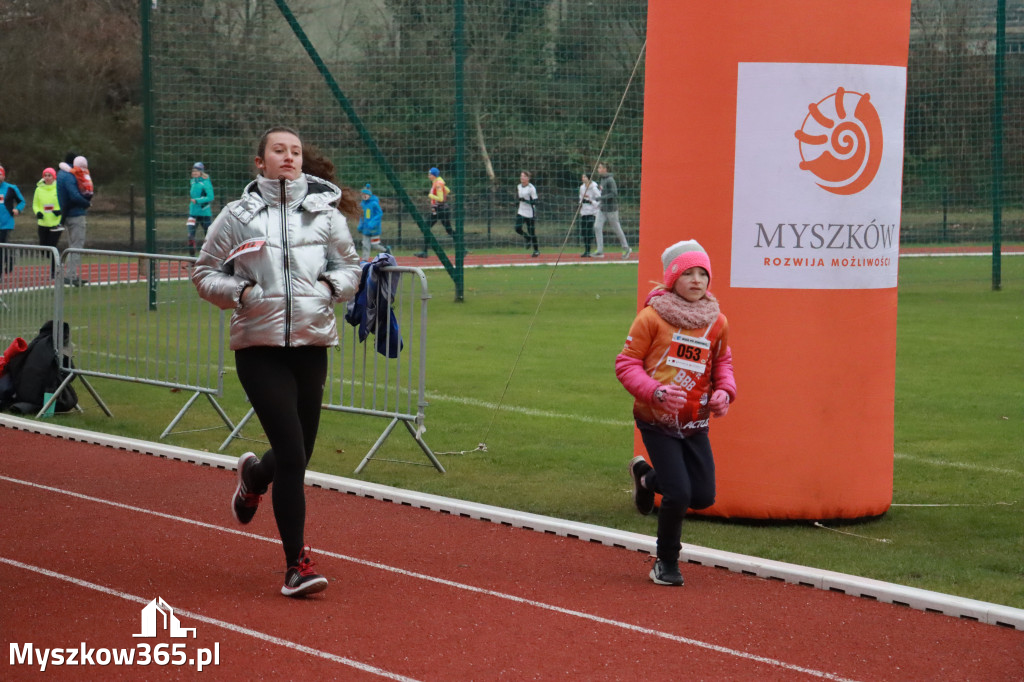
[{"x1": 29, "y1": 254, "x2": 1024, "y2": 609}]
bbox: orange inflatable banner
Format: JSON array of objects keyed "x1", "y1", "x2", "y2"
[{"x1": 637, "y1": 1, "x2": 912, "y2": 519}]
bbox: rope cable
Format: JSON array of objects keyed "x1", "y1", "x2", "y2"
[{"x1": 475, "y1": 40, "x2": 649, "y2": 449}]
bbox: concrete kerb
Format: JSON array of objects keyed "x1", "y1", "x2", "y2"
[{"x1": 1, "y1": 412, "x2": 1021, "y2": 630}]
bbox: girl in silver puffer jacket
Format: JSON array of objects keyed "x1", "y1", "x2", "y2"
[{"x1": 192, "y1": 126, "x2": 361, "y2": 598}]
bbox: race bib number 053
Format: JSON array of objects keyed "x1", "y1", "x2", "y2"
[{"x1": 666, "y1": 333, "x2": 710, "y2": 374}]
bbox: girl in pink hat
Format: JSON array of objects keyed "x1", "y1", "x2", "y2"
[
  {"x1": 33, "y1": 168, "x2": 63, "y2": 276},
  {"x1": 615, "y1": 239, "x2": 737, "y2": 586}
]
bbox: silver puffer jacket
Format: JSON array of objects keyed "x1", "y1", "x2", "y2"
[{"x1": 192, "y1": 173, "x2": 361, "y2": 351}]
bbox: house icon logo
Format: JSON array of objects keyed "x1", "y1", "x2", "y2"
[
  {"x1": 795, "y1": 86, "x2": 884, "y2": 195},
  {"x1": 133, "y1": 597, "x2": 196, "y2": 638}
]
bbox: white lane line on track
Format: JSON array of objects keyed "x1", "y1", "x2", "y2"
[
  {"x1": 0, "y1": 556, "x2": 419, "y2": 682},
  {"x1": 895, "y1": 452, "x2": 1023, "y2": 478},
  {"x1": 1, "y1": 474, "x2": 858, "y2": 682}
]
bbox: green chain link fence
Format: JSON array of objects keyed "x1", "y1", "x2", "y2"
[{"x1": 143, "y1": 0, "x2": 1023, "y2": 279}]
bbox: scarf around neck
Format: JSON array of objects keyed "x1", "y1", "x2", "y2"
[{"x1": 649, "y1": 289, "x2": 720, "y2": 329}]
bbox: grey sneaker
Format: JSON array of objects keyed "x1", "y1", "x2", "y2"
[
  {"x1": 650, "y1": 559, "x2": 684, "y2": 586},
  {"x1": 621, "y1": 247, "x2": 633, "y2": 260},
  {"x1": 629, "y1": 456, "x2": 655, "y2": 515}
]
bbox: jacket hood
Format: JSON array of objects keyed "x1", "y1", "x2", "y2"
[{"x1": 231, "y1": 173, "x2": 341, "y2": 224}]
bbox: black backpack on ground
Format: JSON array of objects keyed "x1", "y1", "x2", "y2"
[{"x1": 0, "y1": 321, "x2": 78, "y2": 415}]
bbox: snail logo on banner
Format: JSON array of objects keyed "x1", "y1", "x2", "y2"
[{"x1": 731, "y1": 63, "x2": 907, "y2": 289}]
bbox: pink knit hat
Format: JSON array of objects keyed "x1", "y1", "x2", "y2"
[{"x1": 661, "y1": 239, "x2": 712, "y2": 289}]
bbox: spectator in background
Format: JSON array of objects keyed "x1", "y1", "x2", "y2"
[
  {"x1": 514, "y1": 171, "x2": 539, "y2": 257},
  {"x1": 56, "y1": 152, "x2": 91, "y2": 286},
  {"x1": 33, "y1": 168, "x2": 63, "y2": 277},
  {"x1": 187, "y1": 161, "x2": 215, "y2": 257},
  {"x1": 0, "y1": 165, "x2": 26, "y2": 278},
  {"x1": 415, "y1": 166, "x2": 452, "y2": 258},
  {"x1": 358, "y1": 183, "x2": 389, "y2": 261},
  {"x1": 578, "y1": 171, "x2": 600, "y2": 258},
  {"x1": 593, "y1": 161, "x2": 631, "y2": 260}
]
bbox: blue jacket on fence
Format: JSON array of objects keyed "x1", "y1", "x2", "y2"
[
  {"x1": 345, "y1": 252, "x2": 403, "y2": 358},
  {"x1": 1, "y1": 181, "x2": 26, "y2": 231},
  {"x1": 358, "y1": 190, "x2": 383, "y2": 237}
]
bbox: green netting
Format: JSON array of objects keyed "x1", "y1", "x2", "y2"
[
  {"x1": 903, "y1": 0, "x2": 1024, "y2": 250},
  {"x1": 144, "y1": 1, "x2": 1023, "y2": 268},
  {"x1": 145, "y1": 0, "x2": 647, "y2": 277}
]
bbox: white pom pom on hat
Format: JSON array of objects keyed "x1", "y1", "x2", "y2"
[{"x1": 661, "y1": 239, "x2": 712, "y2": 289}]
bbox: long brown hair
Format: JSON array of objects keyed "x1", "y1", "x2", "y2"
[{"x1": 301, "y1": 143, "x2": 360, "y2": 220}]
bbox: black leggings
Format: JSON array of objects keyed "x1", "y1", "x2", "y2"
[
  {"x1": 579, "y1": 215, "x2": 594, "y2": 252},
  {"x1": 235, "y1": 345, "x2": 328, "y2": 567},
  {"x1": 637, "y1": 422, "x2": 716, "y2": 563},
  {"x1": 515, "y1": 215, "x2": 537, "y2": 250},
  {"x1": 0, "y1": 229, "x2": 11, "y2": 275},
  {"x1": 38, "y1": 227, "x2": 62, "y2": 277},
  {"x1": 425, "y1": 203, "x2": 453, "y2": 250}
]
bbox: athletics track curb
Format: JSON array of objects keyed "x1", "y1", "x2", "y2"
[{"x1": 2, "y1": 413, "x2": 1022, "y2": 631}]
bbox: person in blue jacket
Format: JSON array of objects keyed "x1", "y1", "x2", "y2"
[
  {"x1": 0, "y1": 165, "x2": 26, "y2": 278},
  {"x1": 187, "y1": 162, "x2": 215, "y2": 256},
  {"x1": 55, "y1": 151, "x2": 92, "y2": 286},
  {"x1": 358, "y1": 183, "x2": 389, "y2": 261}
]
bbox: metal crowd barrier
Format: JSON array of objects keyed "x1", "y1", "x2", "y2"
[
  {"x1": 0, "y1": 244, "x2": 84, "y2": 412},
  {"x1": 53, "y1": 248, "x2": 232, "y2": 435},
  {"x1": 0, "y1": 244, "x2": 62, "y2": 344},
  {"x1": 220, "y1": 264, "x2": 443, "y2": 474}
]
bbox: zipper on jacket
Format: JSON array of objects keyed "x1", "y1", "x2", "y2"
[{"x1": 280, "y1": 177, "x2": 292, "y2": 346}]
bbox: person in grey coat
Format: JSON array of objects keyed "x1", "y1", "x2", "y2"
[{"x1": 593, "y1": 161, "x2": 632, "y2": 259}]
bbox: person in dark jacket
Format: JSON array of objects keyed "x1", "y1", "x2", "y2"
[{"x1": 55, "y1": 152, "x2": 92, "y2": 286}]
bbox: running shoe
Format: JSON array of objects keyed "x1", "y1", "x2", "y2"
[
  {"x1": 231, "y1": 452, "x2": 263, "y2": 524},
  {"x1": 649, "y1": 559, "x2": 684, "y2": 586},
  {"x1": 282, "y1": 546, "x2": 329, "y2": 597},
  {"x1": 629, "y1": 455, "x2": 655, "y2": 516}
]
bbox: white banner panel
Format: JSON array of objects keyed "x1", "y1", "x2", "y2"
[{"x1": 731, "y1": 62, "x2": 907, "y2": 289}]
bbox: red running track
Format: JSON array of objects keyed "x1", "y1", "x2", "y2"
[{"x1": 1, "y1": 430, "x2": 1022, "y2": 681}]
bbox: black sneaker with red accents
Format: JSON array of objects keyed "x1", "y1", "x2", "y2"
[
  {"x1": 281, "y1": 546, "x2": 329, "y2": 597},
  {"x1": 629, "y1": 455, "x2": 655, "y2": 516},
  {"x1": 231, "y1": 452, "x2": 264, "y2": 525}
]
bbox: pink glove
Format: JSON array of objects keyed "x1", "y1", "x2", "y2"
[
  {"x1": 653, "y1": 384, "x2": 688, "y2": 412},
  {"x1": 708, "y1": 389, "x2": 731, "y2": 417}
]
